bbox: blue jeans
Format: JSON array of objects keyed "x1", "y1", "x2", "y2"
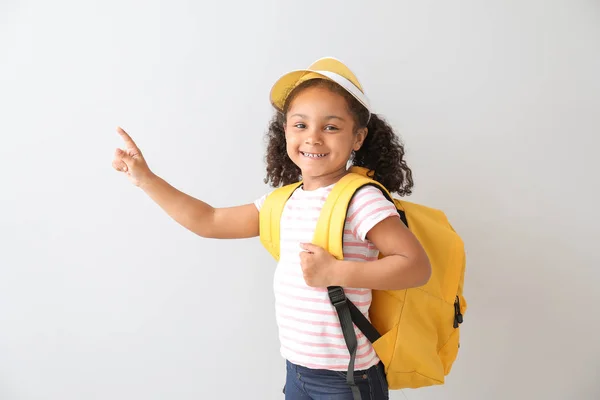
[{"x1": 284, "y1": 360, "x2": 389, "y2": 400}]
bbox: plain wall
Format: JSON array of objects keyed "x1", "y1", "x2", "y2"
[{"x1": 1, "y1": 0, "x2": 599, "y2": 399}]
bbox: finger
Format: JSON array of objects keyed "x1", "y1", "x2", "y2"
[
  {"x1": 300, "y1": 243, "x2": 318, "y2": 253},
  {"x1": 116, "y1": 126, "x2": 140, "y2": 151},
  {"x1": 299, "y1": 252, "x2": 311, "y2": 265},
  {"x1": 112, "y1": 159, "x2": 128, "y2": 172},
  {"x1": 114, "y1": 148, "x2": 133, "y2": 164}
]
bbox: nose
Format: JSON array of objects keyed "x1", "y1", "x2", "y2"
[{"x1": 304, "y1": 127, "x2": 323, "y2": 146}]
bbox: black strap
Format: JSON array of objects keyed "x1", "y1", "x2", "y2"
[
  {"x1": 398, "y1": 209, "x2": 408, "y2": 228},
  {"x1": 328, "y1": 286, "x2": 382, "y2": 400},
  {"x1": 328, "y1": 286, "x2": 360, "y2": 400},
  {"x1": 346, "y1": 299, "x2": 381, "y2": 343}
]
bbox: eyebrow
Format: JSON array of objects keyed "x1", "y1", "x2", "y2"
[{"x1": 289, "y1": 113, "x2": 346, "y2": 122}]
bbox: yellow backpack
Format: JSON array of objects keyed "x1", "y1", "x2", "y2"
[{"x1": 259, "y1": 166, "x2": 467, "y2": 391}]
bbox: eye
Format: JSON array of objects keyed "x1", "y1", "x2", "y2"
[
  {"x1": 294, "y1": 123, "x2": 306, "y2": 129},
  {"x1": 324, "y1": 125, "x2": 339, "y2": 132}
]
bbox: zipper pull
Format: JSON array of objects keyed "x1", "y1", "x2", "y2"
[{"x1": 454, "y1": 296, "x2": 463, "y2": 328}]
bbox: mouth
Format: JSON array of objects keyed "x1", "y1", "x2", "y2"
[{"x1": 300, "y1": 151, "x2": 328, "y2": 159}]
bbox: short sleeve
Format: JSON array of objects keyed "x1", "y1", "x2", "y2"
[
  {"x1": 346, "y1": 186, "x2": 399, "y2": 241},
  {"x1": 254, "y1": 192, "x2": 270, "y2": 211}
]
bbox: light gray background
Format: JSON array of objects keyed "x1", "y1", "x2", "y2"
[{"x1": 1, "y1": 0, "x2": 599, "y2": 399}]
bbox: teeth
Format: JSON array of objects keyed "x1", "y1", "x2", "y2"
[{"x1": 302, "y1": 152, "x2": 326, "y2": 158}]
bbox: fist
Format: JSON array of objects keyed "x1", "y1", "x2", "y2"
[
  {"x1": 299, "y1": 243, "x2": 338, "y2": 287},
  {"x1": 112, "y1": 127, "x2": 154, "y2": 187}
]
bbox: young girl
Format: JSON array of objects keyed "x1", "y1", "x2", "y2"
[{"x1": 112, "y1": 57, "x2": 431, "y2": 400}]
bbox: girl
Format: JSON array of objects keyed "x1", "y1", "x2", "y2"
[{"x1": 112, "y1": 57, "x2": 431, "y2": 400}]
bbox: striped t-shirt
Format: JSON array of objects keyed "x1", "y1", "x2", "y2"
[{"x1": 254, "y1": 180, "x2": 399, "y2": 371}]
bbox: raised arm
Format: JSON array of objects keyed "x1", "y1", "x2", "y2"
[{"x1": 112, "y1": 127, "x2": 259, "y2": 239}]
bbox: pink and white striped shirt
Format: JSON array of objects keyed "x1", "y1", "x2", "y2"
[{"x1": 255, "y1": 181, "x2": 399, "y2": 371}]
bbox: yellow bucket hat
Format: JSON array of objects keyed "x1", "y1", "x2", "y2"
[{"x1": 269, "y1": 57, "x2": 371, "y2": 118}]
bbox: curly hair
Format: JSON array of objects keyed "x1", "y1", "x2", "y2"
[{"x1": 263, "y1": 79, "x2": 414, "y2": 196}]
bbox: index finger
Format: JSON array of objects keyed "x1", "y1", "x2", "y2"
[{"x1": 116, "y1": 126, "x2": 139, "y2": 150}]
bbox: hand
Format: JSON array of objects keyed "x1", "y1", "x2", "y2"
[
  {"x1": 299, "y1": 243, "x2": 339, "y2": 287},
  {"x1": 112, "y1": 127, "x2": 154, "y2": 187}
]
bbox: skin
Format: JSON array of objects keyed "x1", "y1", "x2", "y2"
[
  {"x1": 112, "y1": 86, "x2": 431, "y2": 290},
  {"x1": 284, "y1": 86, "x2": 367, "y2": 191}
]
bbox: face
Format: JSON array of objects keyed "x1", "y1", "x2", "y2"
[{"x1": 284, "y1": 86, "x2": 367, "y2": 189}]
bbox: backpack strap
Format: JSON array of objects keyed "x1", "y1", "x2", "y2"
[
  {"x1": 318, "y1": 171, "x2": 392, "y2": 400},
  {"x1": 315, "y1": 170, "x2": 392, "y2": 257},
  {"x1": 259, "y1": 181, "x2": 303, "y2": 261}
]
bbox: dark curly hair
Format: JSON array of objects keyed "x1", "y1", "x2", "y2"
[{"x1": 263, "y1": 79, "x2": 414, "y2": 196}]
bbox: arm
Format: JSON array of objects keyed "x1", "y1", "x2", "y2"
[
  {"x1": 140, "y1": 175, "x2": 259, "y2": 239},
  {"x1": 299, "y1": 186, "x2": 431, "y2": 290},
  {"x1": 112, "y1": 127, "x2": 259, "y2": 239},
  {"x1": 332, "y1": 215, "x2": 431, "y2": 290}
]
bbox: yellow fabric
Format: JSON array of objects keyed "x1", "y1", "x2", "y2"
[
  {"x1": 307, "y1": 57, "x2": 364, "y2": 91},
  {"x1": 259, "y1": 181, "x2": 302, "y2": 260},
  {"x1": 259, "y1": 167, "x2": 467, "y2": 390}
]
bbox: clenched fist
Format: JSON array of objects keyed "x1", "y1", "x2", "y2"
[
  {"x1": 112, "y1": 127, "x2": 154, "y2": 187},
  {"x1": 299, "y1": 243, "x2": 339, "y2": 287}
]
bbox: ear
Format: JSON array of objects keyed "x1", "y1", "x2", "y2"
[{"x1": 353, "y1": 127, "x2": 368, "y2": 151}]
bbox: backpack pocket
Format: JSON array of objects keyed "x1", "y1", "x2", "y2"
[{"x1": 438, "y1": 326, "x2": 460, "y2": 375}]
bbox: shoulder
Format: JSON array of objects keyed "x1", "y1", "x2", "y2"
[
  {"x1": 254, "y1": 183, "x2": 303, "y2": 211},
  {"x1": 347, "y1": 184, "x2": 399, "y2": 241},
  {"x1": 348, "y1": 185, "x2": 394, "y2": 211}
]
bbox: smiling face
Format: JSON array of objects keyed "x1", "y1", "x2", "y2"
[{"x1": 284, "y1": 85, "x2": 367, "y2": 190}]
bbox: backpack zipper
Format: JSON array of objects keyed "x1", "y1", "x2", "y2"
[{"x1": 453, "y1": 295, "x2": 464, "y2": 328}]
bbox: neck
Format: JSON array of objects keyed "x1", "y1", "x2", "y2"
[{"x1": 301, "y1": 167, "x2": 348, "y2": 191}]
